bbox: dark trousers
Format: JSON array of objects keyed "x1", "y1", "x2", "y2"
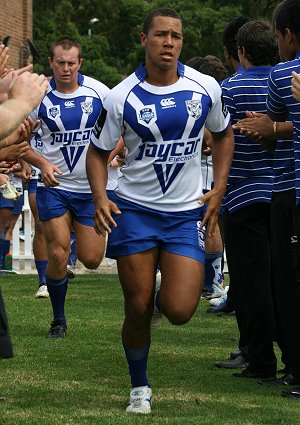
[
  {"x1": 0, "y1": 287, "x2": 13, "y2": 358},
  {"x1": 224, "y1": 203, "x2": 276, "y2": 373},
  {"x1": 271, "y1": 190, "x2": 300, "y2": 377}
]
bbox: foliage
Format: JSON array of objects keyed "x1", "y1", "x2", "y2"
[{"x1": 32, "y1": 0, "x2": 280, "y2": 84}]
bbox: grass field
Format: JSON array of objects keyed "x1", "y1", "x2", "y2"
[{"x1": 0, "y1": 273, "x2": 299, "y2": 425}]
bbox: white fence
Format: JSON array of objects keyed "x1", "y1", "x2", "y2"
[{"x1": 12, "y1": 189, "x2": 34, "y2": 271}]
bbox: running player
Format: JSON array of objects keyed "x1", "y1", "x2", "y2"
[
  {"x1": 22, "y1": 37, "x2": 110, "y2": 338},
  {"x1": 86, "y1": 8, "x2": 234, "y2": 414}
]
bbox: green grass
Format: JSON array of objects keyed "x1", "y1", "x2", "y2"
[{"x1": 0, "y1": 274, "x2": 299, "y2": 425}]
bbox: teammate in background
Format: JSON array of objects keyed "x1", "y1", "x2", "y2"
[
  {"x1": 0, "y1": 173, "x2": 23, "y2": 271},
  {"x1": 22, "y1": 37, "x2": 110, "y2": 338},
  {"x1": 86, "y1": 7, "x2": 234, "y2": 414},
  {"x1": 186, "y1": 55, "x2": 228, "y2": 301}
]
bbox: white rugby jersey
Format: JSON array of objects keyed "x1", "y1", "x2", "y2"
[
  {"x1": 91, "y1": 63, "x2": 230, "y2": 211},
  {"x1": 31, "y1": 73, "x2": 110, "y2": 192}
]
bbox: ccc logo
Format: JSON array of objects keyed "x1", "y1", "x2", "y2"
[{"x1": 160, "y1": 97, "x2": 175, "y2": 107}]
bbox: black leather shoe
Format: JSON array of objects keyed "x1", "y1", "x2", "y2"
[
  {"x1": 282, "y1": 388, "x2": 300, "y2": 398},
  {"x1": 230, "y1": 349, "x2": 242, "y2": 360},
  {"x1": 215, "y1": 354, "x2": 249, "y2": 369},
  {"x1": 207, "y1": 302, "x2": 235, "y2": 314},
  {"x1": 233, "y1": 368, "x2": 276, "y2": 379},
  {"x1": 259, "y1": 373, "x2": 300, "y2": 386}
]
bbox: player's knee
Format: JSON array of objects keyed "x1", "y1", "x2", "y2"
[
  {"x1": 125, "y1": 300, "x2": 152, "y2": 325},
  {"x1": 78, "y1": 253, "x2": 103, "y2": 269},
  {"x1": 164, "y1": 306, "x2": 194, "y2": 325}
]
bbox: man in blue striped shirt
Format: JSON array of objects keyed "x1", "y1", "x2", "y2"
[
  {"x1": 221, "y1": 20, "x2": 278, "y2": 379},
  {"x1": 264, "y1": 0, "x2": 300, "y2": 394}
]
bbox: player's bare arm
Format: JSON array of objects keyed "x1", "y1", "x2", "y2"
[
  {"x1": 86, "y1": 143, "x2": 121, "y2": 236},
  {"x1": 199, "y1": 124, "x2": 234, "y2": 236}
]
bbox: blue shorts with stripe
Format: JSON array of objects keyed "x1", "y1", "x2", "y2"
[
  {"x1": 27, "y1": 178, "x2": 37, "y2": 195},
  {"x1": 0, "y1": 194, "x2": 24, "y2": 215},
  {"x1": 106, "y1": 193, "x2": 206, "y2": 263},
  {"x1": 36, "y1": 187, "x2": 95, "y2": 226}
]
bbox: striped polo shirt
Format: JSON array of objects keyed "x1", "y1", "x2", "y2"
[
  {"x1": 272, "y1": 134, "x2": 295, "y2": 193},
  {"x1": 221, "y1": 66, "x2": 274, "y2": 213},
  {"x1": 267, "y1": 54, "x2": 300, "y2": 201}
]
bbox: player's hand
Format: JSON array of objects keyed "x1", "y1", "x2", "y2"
[
  {"x1": 94, "y1": 198, "x2": 121, "y2": 236},
  {"x1": 40, "y1": 164, "x2": 62, "y2": 187},
  {"x1": 198, "y1": 188, "x2": 223, "y2": 237},
  {"x1": 19, "y1": 159, "x2": 32, "y2": 183}
]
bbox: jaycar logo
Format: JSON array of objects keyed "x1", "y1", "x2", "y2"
[{"x1": 160, "y1": 97, "x2": 176, "y2": 109}]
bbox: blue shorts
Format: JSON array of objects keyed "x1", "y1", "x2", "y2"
[
  {"x1": 0, "y1": 194, "x2": 24, "y2": 215},
  {"x1": 106, "y1": 194, "x2": 206, "y2": 263},
  {"x1": 27, "y1": 178, "x2": 37, "y2": 195},
  {"x1": 36, "y1": 187, "x2": 95, "y2": 226}
]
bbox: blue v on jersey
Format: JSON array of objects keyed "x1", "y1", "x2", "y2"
[
  {"x1": 31, "y1": 73, "x2": 110, "y2": 193},
  {"x1": 91, "y1": 62, "x2": 230, "y2": 212}
]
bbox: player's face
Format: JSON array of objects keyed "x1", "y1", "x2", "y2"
[
  {"x1": 141, "y1": 15, "x2": 183, "y2": 79},
  {"x1": 49, "y1": 46, "x2": 82, "y2": 92}
]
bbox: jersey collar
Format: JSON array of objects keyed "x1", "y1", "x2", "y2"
[
  {"x1": 49, "y1": 72, "x2": 84, "y2": 90},
  {"x1": 135, "y1": 62, "x2": 185, "y2": 82}
]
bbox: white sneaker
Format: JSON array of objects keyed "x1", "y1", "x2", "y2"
[
  {"x1": 126, "y1": 386, "x2": 152, "y2": 414},
  {"x1": 0, "y1": 180, "x2": 19, "y2": 200},
  {"x1": 35, "y1": 285, "x2": 49, "y2": 298},
  {"x1": 210, "y1": 293, "x2": 227, "y2": 306},
  {"x1": 67, "y1": 264, "x2": 76, "y2": 280},
  {"x1": 151, "y1": 271, "x2": 163, "y2": 329},
  {"x1": 210, "y1": 281, "x2": 226, "y2": 299}
]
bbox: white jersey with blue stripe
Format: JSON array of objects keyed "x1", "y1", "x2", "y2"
[
  {"x1": 31, "y1": 73, "x2": 110, "y2": 193},
  {"x1": 91, "y1": 62, "x2": 230, "y2": 212},
  {"x1": 267, "y1": 55, "x2": 300, "y2": 200},
  {"x1": 222, "y1": 66, "x2": 274, "y2": 212}
]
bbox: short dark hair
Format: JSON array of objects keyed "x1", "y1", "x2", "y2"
[
  {"x1": 274, "y1": 0, "x2": 300, "y2": 44},
  {"x1": 237, "y1": 20, "x2": 278, "y2": 66},
  {"x1": 223, "y1": 16, "x2": 250, "y2": 61},
  {"x1": 143, "y1": 8, "x2": 182, "y2": 34},
  {"x1": 187, "y1": 56, "x2": 228, "y2": 83},
  {"x1": 49, "y1": 37, "x2": 82, "y2": 60}
]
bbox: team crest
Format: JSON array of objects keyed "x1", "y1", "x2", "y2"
[
  {"x1": 137, "y1": 105, "x2": 157, "y2": 127},
  {"x1": 186, "y1": 100, "x2": 202, "y2": 120},
  {"x1": 47, "y1": 105, "x2": 61, "y2": 119},
  {"x1": 81, "y1": 100, "x2": 93, "y2": 115}
]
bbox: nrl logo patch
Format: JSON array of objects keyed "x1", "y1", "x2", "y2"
[
  {"x1": 137, "y1": 105, "x2": 157, "y2": 127},
  {"x1": 47, "y1": 105, "x2": 61, "y2": 119},
  {"x1": 81, "y1": 100, "x2": 93, "y2": 115},
  {"x1": 186, "y1": 100, "x2": 202, "y2": 120}
]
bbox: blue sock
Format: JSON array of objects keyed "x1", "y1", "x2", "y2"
[
  {"x1": 205, "y1": 252, "x2": 223, "y2": 292},
  {"x1": 124, "y1": 344, "x2": 150, "y2": 388},
  {"x1": 35, "y1": 260, "x2": 48, "y2": 285},
  {"x1": 46, "y1": 274, "x2": 68, "y2": 325},
  {"x1": 68, "y1": 232, "x2": 77, "y2": 266}
]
